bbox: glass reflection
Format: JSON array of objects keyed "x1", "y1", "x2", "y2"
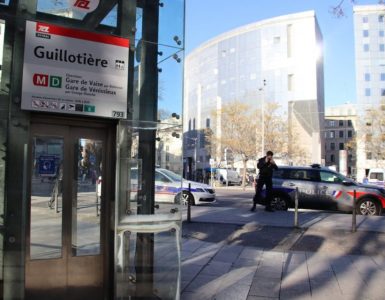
[
  {"x1": 30, "y1": 136, "x2": 63, "y2": 259},
  {"x1": 72, "y1": 138, "x2": 103, "y2": 256}
]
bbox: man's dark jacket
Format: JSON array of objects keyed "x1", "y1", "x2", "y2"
[{"x1": 257, "y1": 156, "x2": 278, "y2": 178}]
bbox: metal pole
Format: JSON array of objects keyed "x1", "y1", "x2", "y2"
[
  {"x1": 194, "y1": 138, "x2": 197, "y2": 181},
  {"x1": 187, "y1": 183, "x2": 191, "y2": 222},
  {"x1": 55, "y1": 180, "x2": 59, "y2": 213},
  {"x1": 352, "y1": 189, "x2": 357, "y2": 233},
  {"x1": 294, "y1": 187, "x2": 299, "y2": 228}
]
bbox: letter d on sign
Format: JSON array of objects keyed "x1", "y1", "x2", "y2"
[{"x1": 50, "y1": 76, "x2": 62, "y2": 88}]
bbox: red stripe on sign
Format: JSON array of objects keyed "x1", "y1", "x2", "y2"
[{"x1": 35, "y1": 22, "x2": 129, "y2": 48}]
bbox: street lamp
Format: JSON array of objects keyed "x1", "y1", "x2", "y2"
[{"x1": 259, "y1": 79, "x2": 266, "y2": 157}]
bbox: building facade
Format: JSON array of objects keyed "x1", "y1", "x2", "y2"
[
  {"x1": 184, "y1": 11, "x2": 325, "y2": 177},
  {"x1": 324, "y1": 104, "x2": 357, "y2": 177},
  {"x1": 353, "y1": 5, "x2": 385, "y2": 180}
]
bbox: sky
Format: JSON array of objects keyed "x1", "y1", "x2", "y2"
[{"x1": 185, "y1": 0, "x2": 383, "y2": 108}]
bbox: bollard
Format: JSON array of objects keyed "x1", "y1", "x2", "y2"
[
  {"x1": 187, "y1": 183, "x2": 191, "y2": 222},
  {"x1": 294, "y1": 187, "x2": 299, "y2": 228},
  {"x1": 352, "y1": 189, "x2": 357, "y2": 233}
]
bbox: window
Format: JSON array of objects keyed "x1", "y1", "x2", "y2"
[
  {"x1": 320, "y1": 171, "x2": 343, "y2": 183},
  {"x1": 379, "y1": 15, "x2": 384, "y2": 22},
  {"x1": 348, "y1": 120, "x2": 352, "y2": 127},
  {"x1": 381, "y1": 73, "x2": 385, "y2": 81},
  {"x1": 348, "y1": 130, "x2": 353, "y2": 138},
  {"x1": 381, "y1": 30, "x2": 385, "y2": 37},
  {"x1": 367, "y1": 152, "x2": 372, "y2": 160},
  {"x1": 365, "y1": 88, "x2": 371, "y2": 96},
  {"x1": 329, "y1": 131, "x2": 335, "y2": 138},
  {"x1": 330, "y1": 154, "x2": 335, "y2": 163},
  {"x1": 339, "y1": 120, "x2": 344, "y2": 127},
  {"x1": 364, "y1": 44, "x2": 370, "y2": 52},
  {"x1": 274, "y1": 36, "x2": 280, "y2": 44},
  {"x1": 380, "y1": 44, "x2": 385, "y2": 52},
  {"x1": 370, "y1": 172, "x2": 384, "y2": 181},
  {"x1": 206, "y1": 118, "x2": 210, "y2": 128},
  {"x1": 382, "y1": 89, "x2": 385, "y2": 96},
  {"x1": 287, "y1": 169, "x2": 316, "y2": 181},
  {"x1": 363, "y1": 16, "x2": 368, "y2": 23},
  {"x1": 339, "y1": 143, "x2": 344, "y2": 150},
  {"x1": 329, "y1": 120, "x2": 335, "y2": 127},
  {"x1": 365, "y1": 73, "x2": 370, "y2": 81},
  {"x1": 288, "y1": 74, "x2": 294, "y2": 91},
  {"x1": 330, "y1": 143, "x2": 335, "y2": 150},
  {"x1": 363, "y1": 30, "x2": 369, "y2": 37},
  {"x1": 339, "y1": 131, "x2": 344, "y2": 138}
]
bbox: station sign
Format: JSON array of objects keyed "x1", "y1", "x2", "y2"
[{"x1": 21, "y1": 21, "x2": 129, "y2": 119}]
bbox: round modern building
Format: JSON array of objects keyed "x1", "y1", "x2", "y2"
[{"x1": 183, "y1": 10, "x2": 325, "y2": 179}]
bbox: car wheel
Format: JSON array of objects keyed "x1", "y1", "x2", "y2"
[
  {"x1": 180, "y1": 191, "x2": 195, "y2": 206},
  {"x1": 271, "y1": 194, "x2": 289, "y2": 211},
  {"x1": 356, "y1": 198, "x2": 381, "y2": 216}
]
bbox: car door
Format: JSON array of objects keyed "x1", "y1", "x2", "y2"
[
  {"x1": 281, "y1": 168, "x2": 317, "y2": 208},
  {"x1": 316, "y1": 170, "x2": 346, "y2": 210}
]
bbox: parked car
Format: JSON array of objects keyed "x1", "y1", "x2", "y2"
[
  {"x1": 130, "y1": 168, "x2": 216, "y2": 205},
  {"x1": 368, "y1": 168, "x2": 385, "y2": 187},
  {"x1": 255, "y1": 164, "x2": 385, "y2": 215},
  {"x1": 215, "y1": 168, "x2": 242, "y2": 186}
]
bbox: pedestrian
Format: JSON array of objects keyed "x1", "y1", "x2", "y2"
[{"x1": 251, "y1": 150, "x2": 278, "y2": 212}]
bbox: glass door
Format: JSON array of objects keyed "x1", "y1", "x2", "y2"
[{"x1": 26, "y1": 124, "x2": 109, "y2": 300}]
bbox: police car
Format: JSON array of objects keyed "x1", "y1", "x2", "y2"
[
  {"x1": 130, "y1": 168, "x2": 216, "y2": 205},
  {"x1": 256, "y1": 165, "x2": 385, "y2": 215}
]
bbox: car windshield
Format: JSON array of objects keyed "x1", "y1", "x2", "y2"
[{"x1": 158, "y1": 169, "x2": 182, "y2": 182}]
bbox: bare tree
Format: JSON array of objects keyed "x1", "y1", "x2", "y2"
[
  {"x1": 359, "y1": 102, "x2": 385, "y2": 165},
  {"x1": 206, "y1": 101, "x2": 306, "y2": 188},
  {"x1": 331, "y1": 0, "x2": 385, "y2": 17}
]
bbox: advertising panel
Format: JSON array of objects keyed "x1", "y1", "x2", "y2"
[{"x1": 22, "y1": 21, "x2": 129, "y2": 118}]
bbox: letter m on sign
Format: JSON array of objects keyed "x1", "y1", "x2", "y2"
[{"x1": 33, "y1": 74, "x2": 48, "y2": 87}]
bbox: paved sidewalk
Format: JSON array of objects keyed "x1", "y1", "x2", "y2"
[{"x1": 181, "y1": 205, "x2": 385, "y2": 299}]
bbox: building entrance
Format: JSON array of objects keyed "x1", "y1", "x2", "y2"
[{"x1": 25, "y1": 121, "x2": 113, "y2": 300}]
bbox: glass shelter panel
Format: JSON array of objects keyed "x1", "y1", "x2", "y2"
[{"x1": 30, "y1": 136, "x2": 63, "y2": 259}]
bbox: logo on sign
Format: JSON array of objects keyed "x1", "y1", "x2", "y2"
[
  {"x1": 70, "y1": 0, "x2": 99, "y2": 12},
  {"x1": 33, "y1": 74, "x2": 62, "y2": 88},
  {"x1": 36, "y1": 24, "x2": 50, "y2": 33}
]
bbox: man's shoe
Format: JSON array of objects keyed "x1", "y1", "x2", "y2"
[
  {"x1": 265, "y1": 207, "x2": 274, "y2": 212},
  {"x1": 250, "y1": 206, "x2": 256, "y2": 212}
]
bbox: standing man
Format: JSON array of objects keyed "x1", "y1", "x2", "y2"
[{"x1": 251, "y1": 150, "x2": 278, "y2": 212}]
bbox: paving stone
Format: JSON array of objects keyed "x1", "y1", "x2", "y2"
[
  {"x1": 248, "y1": 277, "x2": 280, "y2": 297},
  {"x1": 214, "y1": 283, "x2": 250, "y2": 300},
  {"x1": 181, "y1": 263, "x2": 204, "y2": 282},
  {"x1": 254, "y1": 265, "x2": 282, "y2": 279},
  {"x1": 183, "y1": 274, "x2": 223, "y2": 296},
  {"x1": 239, "y1": 247, "x2": 264, "y2": 260},
  {"x1": 213, "y1": 245, "x2": 244, "y2": 263},
  {"x1": 218, "y1": 266, "x2": 257, "y2": 288},
  {"x1": 200, "y1": 261, "x2": 232, "y2": 276},
  {"x1": 183, "y1": 239, "x2": 207, "y2": 253},
  {"x1": 246, "y1": 296, "x2": 278, "y2": 300},
  {"x1": 233, "y1": 257, "x2": 260, "y2": 268}
]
